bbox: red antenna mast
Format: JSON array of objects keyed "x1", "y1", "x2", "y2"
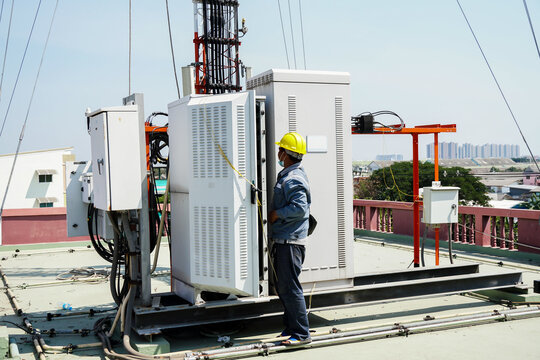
[{"x1": 192, "y1": 0, "x2": 245, "y2": 94}]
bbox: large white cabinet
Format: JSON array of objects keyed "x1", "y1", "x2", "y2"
[
  {"x1": 248, "y1": 69, "x2": 354, "y2": 288},
  {"x1": 168, "y1": 91, "x2": 260, "y2": 300}
]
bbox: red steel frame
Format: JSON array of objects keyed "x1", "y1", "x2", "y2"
[{"x1": 354, "y1": 124, "x2": 457, "y2": 267}]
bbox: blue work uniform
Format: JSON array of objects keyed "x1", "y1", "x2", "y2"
[{"x1": 271, "y1": 162, "x2": 311, "y2": 341}]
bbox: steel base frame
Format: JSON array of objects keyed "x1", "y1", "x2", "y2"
[{"x1": 133, "y1": 264, "x2": 522, "y2": 335}]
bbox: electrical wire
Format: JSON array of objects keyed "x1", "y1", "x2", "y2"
[
  {"x1": 287, "y1": 0, "x2": 297, "y2": 69},
  {"x1": 165, "y1": 0, "x2": 181, "y2": 99},
  {"x1": 0, "y1": 0, "x2": 54, "y2": 218},
  {"x1": 0, "y1": 0, "x2": 42, "y2": 139},
  {"x1": 371, "y1": 110, "x2": 405, "y2": 131},
  {"x1": 0, "y1": 0, "x2": 13, "y2": 105},
  {"x1": 456, "y1": 0, "x2": 540, "y2": 172},
  {"x1": 276, "y1": 0, "x2": 291, "y2": 69},
  {"x1": 0, "y1": 0, "x2": 4, "y2": 25},
  {"x1": 298, "y1": 0, "x2": 306, "y2": 70},
  {"x1": 523, "y1": 0, "x2": 540, "y2": 62}
]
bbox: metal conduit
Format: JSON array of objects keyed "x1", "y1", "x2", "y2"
[
  {"x1": 183, "y1": 307, "x2": 540, "y2": 360},
  {"x1": 0, "y1": 265, "x2": 22, "y2": 315}
]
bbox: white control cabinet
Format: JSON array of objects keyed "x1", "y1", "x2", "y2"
[
  {"x1": 168, "y1": 91, "x2": 259, "y2": 300},
  {"x1": 422, "y1": 186, "x2": 460, "y2": 224},
  {"x1": 248, "y1": 69, "x2": 354, "y2": 288},
  {"x1": 87, "y1": 106, "x2": 144, "y2": 211}
]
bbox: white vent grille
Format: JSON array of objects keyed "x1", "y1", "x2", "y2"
[
  {"x1": 239, "y1": 206, "x2": 248, "y2": 279},
  {"x1": 246, "y1": 73, "x2": 273, "y2": 89},
  {"x1": 288, "y1": 95, "x2": 297, "y2": 132},
  {"x1": 192, "y1": 109, "x2": 200, "y2": 178},
  {"x1": 208, "y1": 207, "x2": 215, "y2": 278},
  {"x1": 335, "y1": 97, "x2": 346, "y2": 268},
  {"x1": 220, "y1": 105, "x2": 228, "y2": 177},
  {"x1": 237, "y1": 105, "x2": 246, "y2": 176},
  {"x1": 194, "y1": 206, "x2": 201, "y2": 276},
  {"x1": 193, "y1": 206, "x2": 232, "y2": 280},
  {"x1": 192, "y1": 105, "x2": 229, "y2": 179}
]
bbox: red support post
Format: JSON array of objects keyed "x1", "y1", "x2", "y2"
[
  {"x1": 434, "y1": 133, "x2": 440, "y2": 265},
  {"x1": 412, "y1": 133, "x2": 420, "y2": 267}
]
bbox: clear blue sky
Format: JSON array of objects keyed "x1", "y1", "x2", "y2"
[{"x1": 0, "y1": 0, "x2": 539, "y2": 161}]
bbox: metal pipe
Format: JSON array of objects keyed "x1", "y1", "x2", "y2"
[
  {"x1": 32, "y1": 336, "x2": 47, "y2": 360},
  {"x1": 1, "y1": 265, "x2": 22, "y2": 315},
  {"x1": 151, "y1": 172, "x2": 170, "y2": 274},
  {"x1": 38, "y1": 337, "x2": 102, "y2": 353},
  {"x1": 412, "y1": 133, "x2": 420, "y2": 267},
  {"x1": 434, "y1": 133, "x2": 440, "y2": 265},
  {"x1": 9, "y1": 337, "x2": 20, "y2": 358},
  {"x1": 185, "y1": 307, "x2": 540, "y2": 360}
]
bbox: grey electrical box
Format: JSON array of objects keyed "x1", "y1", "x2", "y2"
[{"x1": 422, "y1": 186, "x2": 460, "y2": 224}]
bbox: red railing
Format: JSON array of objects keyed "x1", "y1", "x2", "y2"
[{"x1": 353, "y1": 199, "x2": 540, "y2": 254}]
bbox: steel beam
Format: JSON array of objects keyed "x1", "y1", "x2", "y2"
[
  {"x1": 353, "y1": 264, "x2": 479, "y2": 286},
  {"x1": 133, "y1": 268, "x2": 522, "y2": 335}
]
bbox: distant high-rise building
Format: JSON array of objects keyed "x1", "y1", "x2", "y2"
[
  {"x1": 375, "y1": 154, "x2": 403, "y2": 161},
  {"x1": 426, "y1": 142, "x2": 520, "y2": 159}
]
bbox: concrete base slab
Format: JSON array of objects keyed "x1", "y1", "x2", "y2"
[{"x1": 131, "y1": 334, "x2": 170, "y2": 355}]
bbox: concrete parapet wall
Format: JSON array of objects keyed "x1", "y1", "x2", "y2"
[
  {"x1": 354, "y1": 199, "x2": 540, "y2": 254},
  {"x1": 1, "y1": 207, "x2": 86, "y2": 245}
]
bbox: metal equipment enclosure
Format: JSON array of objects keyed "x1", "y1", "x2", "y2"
[
  {"x1": 248, "y1": 69, "x2": 355, "y2": 289},
  {"x1": 87, "y1": 106, "x2": 144, "y2": 211},
  {"x1": 168, "y1": 91, "x2": 260, "y2": 302}
]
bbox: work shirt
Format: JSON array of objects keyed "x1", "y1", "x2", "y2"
[{"x1": 271, "y1": 162, "x2": 311, "y2": 246}]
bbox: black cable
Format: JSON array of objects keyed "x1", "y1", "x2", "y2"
[
  {"x1": 0, "y1": 320, "x2": 32, "y2": 333},
  {"x1": 87, "y1": 204, "x2": 114, "y2": 263},
  {"x1": 110, "y1": 230, "x2": 123, "y2": 305},
  {"x1": 276, "y1": 0, "x2": 291, "y2": 69},
  {"x1": 211, "y1": 2, "x2": 217, "y2": 93},
  {"x1": 0, "y1": 0, "x2": 53, "y2": 218},
  {"x1": 523, "y1": 0, "x2": 540, "y2": 62},
  {"x1": 287, "y1": 0, "x2": 297, "y2": 69},
  {"x1": 298, "y1": 0, "x2": 307, "y2": 70},
  {"x1": 218, "y1": 2, "x2": 222, "y2": 92},
  {"x1": 421, "y1": 224, "x2": 428, "y2": 267},
  {"x1": 448, "y1": 224, "x2": 454, "y2": 264},
  {"x1": 371, "y1": 110, "x2": 405, "y2": 131},
  {"x1": 165, "y1": 0, "x2": 181, "y2": 99},
  {"x1": 202, "y1": 0, "x2": 210, "y2": 93},
  {"x1": 0, "y1": 0, "x2": 5, "y2": 25},
  {"x1": 145, "y1": 111, "x2": 167, "y2": 126},
  {"x1": 0, "y1": 0, "x2": 42, "y2": 139},
  {"x1": 456, "y1": 0, "x2": 540, "y2": 172},
  {"x1": 0, "y1": 0, "x2": 14, "y2": 105}
]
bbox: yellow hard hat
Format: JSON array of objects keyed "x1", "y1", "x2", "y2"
[{"x1": 275, "y1": 132, "x2": 307, "y2": 155}]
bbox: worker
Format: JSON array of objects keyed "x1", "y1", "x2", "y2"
[{"x1": 269, "y1": 132, "x2": 312, "y2": 346}]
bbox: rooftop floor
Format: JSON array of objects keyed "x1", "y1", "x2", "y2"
[{"x1": 1, "y1": 234, "x2": 540, "y2": 359}]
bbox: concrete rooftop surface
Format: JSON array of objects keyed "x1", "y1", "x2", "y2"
[{"x1": 1, "y1": 234, "x2": 540, "y2": 360}]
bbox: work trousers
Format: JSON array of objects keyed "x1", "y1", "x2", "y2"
[{"x1": 273, "y1": 243, "x2": 310, "y2": 340}]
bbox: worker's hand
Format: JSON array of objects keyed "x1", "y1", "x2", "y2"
[{"x1": 269, "y1": 210, "x2": 279, "y2": 224}]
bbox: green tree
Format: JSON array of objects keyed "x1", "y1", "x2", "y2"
[
  {"x1": 525, "y1": 193, "x2": 540, "y2": 210},
  {"x1": 357, "y1": 162, "x2": 490, "y2": 206}
]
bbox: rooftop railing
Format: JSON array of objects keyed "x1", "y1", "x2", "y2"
[{"x1": 353, "y1": 199, "x2": 540, "y2": 254}]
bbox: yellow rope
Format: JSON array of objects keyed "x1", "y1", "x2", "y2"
[{"x1": 200, "y1": 103, "x2": 276, "y2": 281}]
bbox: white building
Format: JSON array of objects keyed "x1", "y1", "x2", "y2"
[{"x1": 0, "y1": 148, "x2": 75, "y2": 209}]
